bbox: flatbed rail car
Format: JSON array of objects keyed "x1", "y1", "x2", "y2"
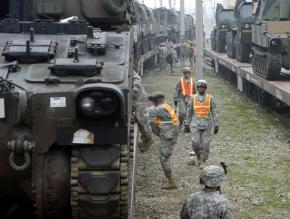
[{"x1": 204, "y1": 48, "x2": 290, "y2": 107}]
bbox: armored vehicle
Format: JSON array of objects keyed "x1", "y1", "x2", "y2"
[
  {"x1": 252, "y1": 0, "x2": 290, "y2": 80},
  {"x1": 226, "y1": 0, "x2": 254, "y2": 62},
  {"x1": 0, "y1": 0, "x2": 136, "y2": 218},
  {"x1": 211, "y1": 4, "x2": 235, "y2": 52}
]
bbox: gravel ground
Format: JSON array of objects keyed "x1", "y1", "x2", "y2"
[{"x1": 135, "y1": 63, "x2": 290, "y2": 219}]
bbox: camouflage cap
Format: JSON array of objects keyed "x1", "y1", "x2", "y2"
[
  {"x1": 200, "y1": 165, "x2": 226, "y2": 187},
  {"x1": 196, "y1": 79, "x2": 208, "y2": 87},
  {"x1": 182, "y1": 67, "x2": 191, "y2": 74},
  {"x1": 148, "y1": 91, "x2": 165, "y2": 101}
]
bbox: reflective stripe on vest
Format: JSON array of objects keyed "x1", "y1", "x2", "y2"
[
  {"x1": 180, "y1": 77, "x2": 194, "y2": 96},
  {"x1": 155, "y1": 103, "x2": 179, "y2": 128},
  {"x1": 193, "y1": 94, "x2": 211, "y2": 118}
]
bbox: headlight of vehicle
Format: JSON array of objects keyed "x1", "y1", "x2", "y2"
[
  {"x1": 80, "y1": 96, "x2": 95, "y2": 113},
  {"x1": 244, "y1": 24, "x2": 250, "y2": 29},
  {"x1": 222, "y1": 25, "x2": 226, "y2": 29},
  {"x1": 270, "y1": 39, "x2": 280, "y2": 47},
  {"x1": 77, "y1": 90, "x2": 119, "y2": 117}
]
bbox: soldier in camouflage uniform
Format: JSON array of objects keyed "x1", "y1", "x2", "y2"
[
  {"x1": 133, "y1": 71, "x2": 154, "y2": 152},
  {"x1": 148, "y1": 92, "x2": 179, "y2": 189},
  {"x1": 174, "y1": 67, "x2": 196, "y2": 130},
  {"x1": 158, "y1": 43, "x2": 168, "y2": 71},
  {"x1": 180, "y1": 165, "x2": 233, "y2": 219},
  {"x1": 184, "y1": 80, "x2": 219, "y2": 168},
  {"x1": 166, "y1": 41, "x2": 177, "y2": 74}
]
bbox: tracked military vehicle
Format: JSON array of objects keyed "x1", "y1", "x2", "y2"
[
  {"x1": 211, "y1": 3, "x2": 235, "y2": 52},
  {"x1": 226, "y1": 0, "x2": 254, "y2": 62},
  {"x1": 0, "y1": 0, "x2": 136, "y2": 218},
  {"x1": 252, "y1": 0, "x2": 290, "y2": 80}
]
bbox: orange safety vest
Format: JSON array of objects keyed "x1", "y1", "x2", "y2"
[
  {"x1": 193, "y1": 94, "x2": 211, "y2": 117},
  {"x1": 180, "y1": 77, "x2": 195, "y2": 97},
  {"x1": 155, "y1": 103, "x2": 179, "y2": 128}
]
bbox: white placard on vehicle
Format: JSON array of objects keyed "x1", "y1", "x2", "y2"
[
  {"x1": 50, "y1": 97, "x2": 66, "y2": 108},
  {"x1": 0, "y1": 98, "x2": 5, "y2": 119}
]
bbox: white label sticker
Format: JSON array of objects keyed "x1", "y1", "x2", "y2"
[
  {"x1": 72, "y1": 129, "x2": 94, "y2": 144},
  {"x1": 0, "y1": 98, "x2": 5, "y2": 119},
  {"x1": 50, "y1": 97, "x2": 66, "y2": 108}
]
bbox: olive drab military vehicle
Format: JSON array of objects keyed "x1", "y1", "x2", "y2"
[
  {"x1": 252, "y1": 0, "x2": 290, "y2": 80},
  {"x1": 0, "y1": 0, "x2": 136, "y2": 218},
  {"x1": 226, "y1": 0, "x2": 254, "y2": 62},
  {"x1": 210, "y1": 3, "x2": 235, "y2": 52}
]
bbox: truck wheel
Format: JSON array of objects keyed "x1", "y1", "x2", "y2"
[{"x1": 215, "y1": 31, "x2": 225, "y2": 53}]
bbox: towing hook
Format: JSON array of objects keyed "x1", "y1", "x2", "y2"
[{"x1": 8, "y1": 151, "x2": 31, "y2": 171}]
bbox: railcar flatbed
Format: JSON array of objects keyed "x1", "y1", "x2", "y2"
[{"x1": 204, "y1": 48, "x2": 290, "y2": 106}]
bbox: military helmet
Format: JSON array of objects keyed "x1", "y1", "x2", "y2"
[
  {"x1": 196, "y1": 79, "x2": 208, "y2": 88},
  {"x1": 200, "y1": 165, "x2": 226, "y2": 187},
  {"x1": 148, "y1": 91, "x2": 165, "y2": 101},
  {"x1": 182, "y1": 67, "x2": 191, "y2": 74}
]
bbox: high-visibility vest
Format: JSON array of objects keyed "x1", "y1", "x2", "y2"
[
  {"x1": 155, "y1": 103, "x2": 179, "y2": 128},
  {"x1": 180, "y1": 77, "x2": 195, "y2": 97},
  {"x1": 193, "y1": 94, "x2": 211, "y2": 118}
]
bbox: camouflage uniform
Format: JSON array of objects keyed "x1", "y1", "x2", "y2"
[
  {"x1": 158, "y1": 44, "x2": 168, "y2": 71},
  {"x1": 180, "y1": 165, "x2": 232, "y2": 219},
  {"x1": 184, "y1": 93, "x2": 219, "y2": 161},
  {"x1": 148, "y1": 104, "x2": 179, "y2": 179},
  {"x1": 133, "y1": 72, "x2": 152, "y2": 143},
  {"x1": 174, "y1": 75, "x2": 196, "y2": 128},
  {"x1": 180, "y1": 189, "x2": 233, "y2": 219},
  {"x1": 166, "y1": 43, "x2": 177, "y2": 73}
]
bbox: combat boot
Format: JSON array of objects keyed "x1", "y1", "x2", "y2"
[
  {"x1": 161, "y1": 177, "x2": 177, "y2": 190},
  {"x1": 139, "y1": 137, "x2": 154, "y2": 153}
]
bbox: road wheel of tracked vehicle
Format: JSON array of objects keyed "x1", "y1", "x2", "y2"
[
  {"x1": 252, "y1": 48, "x2": 282, "y2": 80},
  {"x1": 226, "y1": 31, "x2": 235, "y2": 58},
  {"x1": 235, "y1": 35, "x2": 250, "y2": 63}
]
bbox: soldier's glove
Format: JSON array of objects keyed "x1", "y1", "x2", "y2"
[
  {"x1": 214, "y1": 126, "x2": 219, "y2": 134},
  {"x1": 174, "y1": 98, "x2": 178, "y2": 106},
  {"x1": 184, "y1": 124, "x2": 190, "y2": 133}
]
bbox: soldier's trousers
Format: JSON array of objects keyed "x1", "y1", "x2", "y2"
[
  {"x1": 170, "y1": 60, "x2": 176, "y2": 73},
  {"x1": 135, "y1": 104, "x2": 152, "y2": 141},
  {"x1": 159, "y1": 58, "x2": 167, "y2": 71},
  {"x1": 178, "y1": 99, "x2": 188, "y2": 127},
  {"x1": 159, "y1": 137, "x2": 176, "y2": 179},
  {"x1": 191, "y1": 127, "x2": 212, "y2": 161}
]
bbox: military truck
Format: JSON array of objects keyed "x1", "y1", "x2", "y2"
[
  {"x1": 211, "y1": 3, "x2": 235, "y2": 52},
  {"x1": 252, "y1": 0, "x2": 290, "y2": 80},
  {"x1": 226, "y1": 0, "x2": 254, "y2": 62},
  {"x1": 0, "y1": 0, "x2": 136, "y2": 218}
]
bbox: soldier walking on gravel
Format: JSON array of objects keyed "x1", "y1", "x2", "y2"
[
  {"x1": 148, "y1": 92, "x2": 179, "y2": 189},
  {"x1": 133, "y1": 71, "x2": 154, "y2": 152},
  {"x1": 166, "y1": 41, "x2": 177, "y2": 74},
  {"x1": 180, "y1": 165, "x2": 233, "y2": 219},
  {"x1": 184, "y1": 80, "x2": 219, "y2": 168},
  {"x1": 158, "y1": 43, "x2": 168, "y2": 71},
  {"x1": 174, "y1": 67, "x2": 196, "y2": 130}
]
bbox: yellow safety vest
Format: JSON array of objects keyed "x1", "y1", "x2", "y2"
[
  {"x1": 155, "y1": 103, "x2": 179, "y2": 128},
  {"x1": 193, "y1": 94, "x2": 211, "y2": 118},
  {"x1": 180, "y1": 77, "x2": 195, "y2": 97}
]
